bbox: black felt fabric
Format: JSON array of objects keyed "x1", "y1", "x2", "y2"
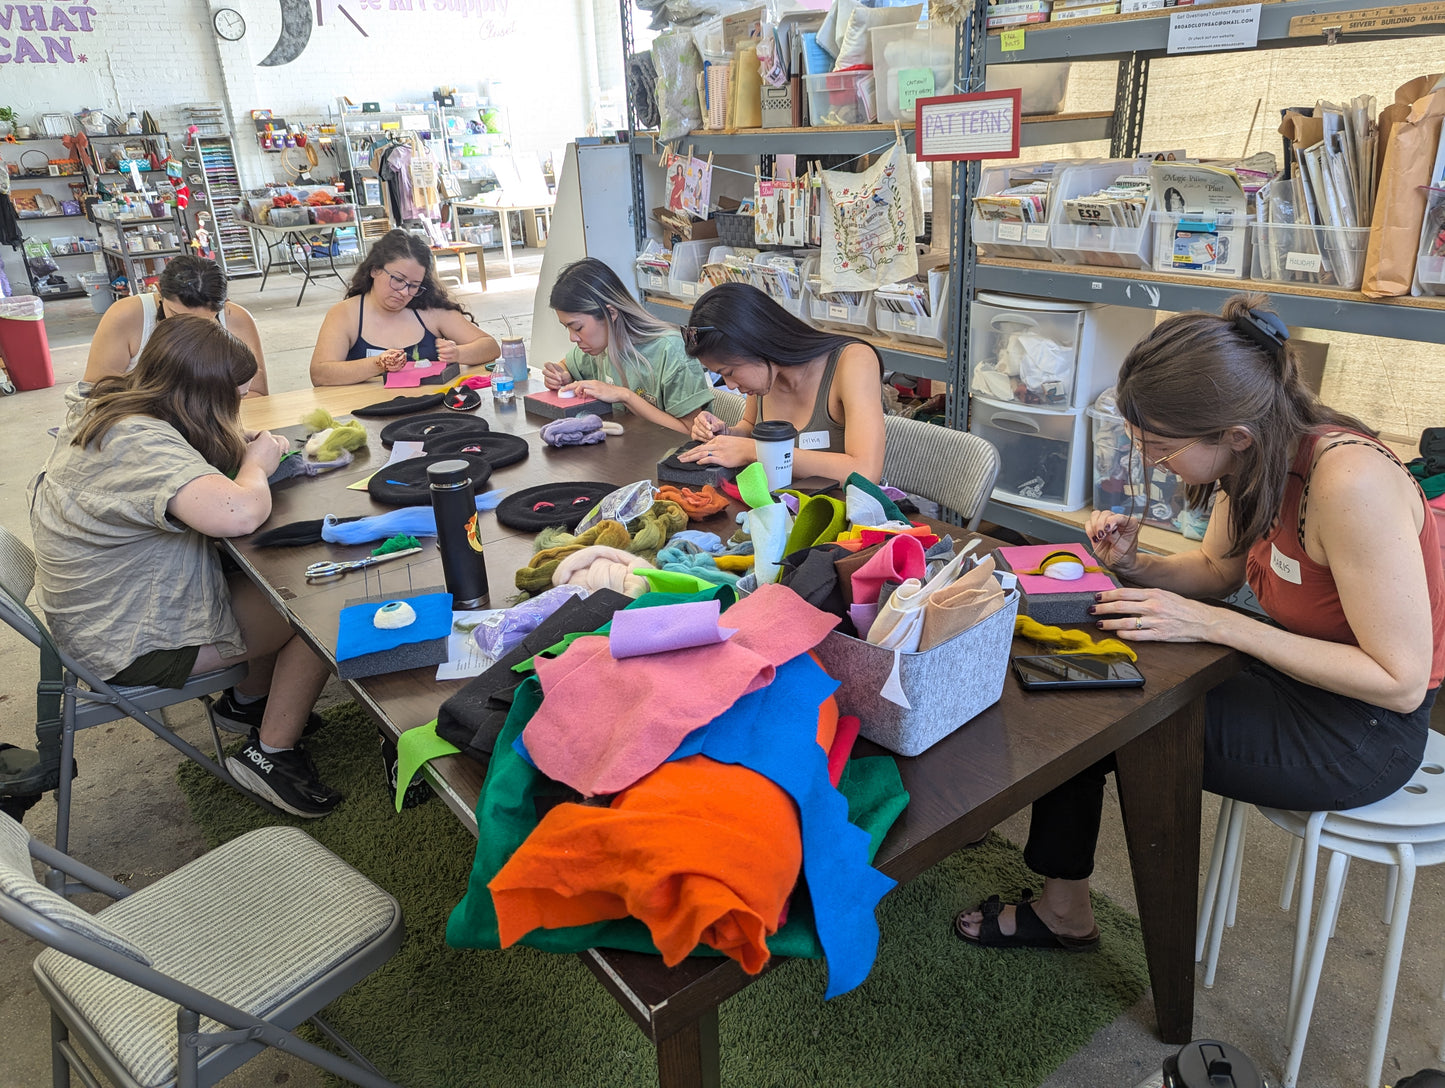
[
  {"x1": 777, "y1": 543, "x2": 852, "y2": 620},
  {"x1": 494, "y1": 481, "x2": 619, "y2": 532},
  {"x1": 251, "y1": 519, "x2": 327, "y2": 548},
  {"x1": 423, "y1": 431, "x2": 531, "y2": 468},
  {"x1": 655, "y1": 440, "x2": 738, "y2": 489},
  {"x1": 379, "y1": 413, "x2": 490, "y2": 448},
  {"x1": 367, "y1": 453, "x2": 494, "y2": 507},
  {"x1": 352, "y1": 392, "x2": 447, "y2": 418},
  {"x1": 435, "y1": 590, "x2": 632, "y2": 761},
  {"x1": 443, "y1": 385, "x2": 483, "y2": 411}
]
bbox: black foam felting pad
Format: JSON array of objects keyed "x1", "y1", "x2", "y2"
[
  {"x1": 379, "y1": 412, "x2": 490, "y2": 448},
  {"x1": 367, "y1": 453, "x2": 494, "y2": 507},
  {"x1": 352, "y1": 392, "x2": 448, "y2": 418},
  {"x1": 337, "y1": 587, "x2": 450, "y2": 680},
  {"x1": 423, "y1": 431, "x2": 530, "y2": 468},
  {"x1": 656, "y1": 440, "x2": 739, "y2": 489},
  {"x1": 494, "y1": 481, "x2": 619, "y2": 532}
]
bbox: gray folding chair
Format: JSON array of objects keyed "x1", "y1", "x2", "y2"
[
  {"x1": 882, "y1": 415, "x2": 1001, "y2": 532},
  {"x1": 709, "y1": 387, "x2": 747, "y2": 428},
  {"x1": 0, "y1": 810, "x2": 404, "y2": 1088},
  {"x1": 0, "y1": 525, "x2": 279, "y2": 884}
]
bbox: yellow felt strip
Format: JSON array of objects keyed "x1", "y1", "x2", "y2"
[{"x1": 1013, "y1": 616, "x2": 1138, "y2": 662}]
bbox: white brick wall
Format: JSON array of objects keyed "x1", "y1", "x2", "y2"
[{"x1": 2, "y1": 0, "x2": 608, "y2": 291}]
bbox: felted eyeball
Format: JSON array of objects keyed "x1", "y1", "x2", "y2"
[
  {"x1": 373, "y1": 601, "x2": 417, "y2": 629},
  {"x1": 558, "y1": 389, "x2": 577, "y2": 399}
]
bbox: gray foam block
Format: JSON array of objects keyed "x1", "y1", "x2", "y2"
[
  {"x1": 337, "y1": 587, "x2": 451, "y2": 680},
  {"x1": 993, "y1": 554, "x2": 1119, "y2": 626}
]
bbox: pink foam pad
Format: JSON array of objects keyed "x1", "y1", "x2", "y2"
[
  {"x1": 996, "y1": 542, "x2": 1117, "y2": 595},
  {"x1": 384, "y1": 361, "x2": 446, "y2": 388}
]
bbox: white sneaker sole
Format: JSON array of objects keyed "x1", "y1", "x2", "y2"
[{"x1": 224, "y1": 756, "x2": 334, "y2": 819}]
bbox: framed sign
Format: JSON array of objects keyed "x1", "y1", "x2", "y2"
[{"x1": 914, "y1": 89, "x2": 1022, "y2": 162}]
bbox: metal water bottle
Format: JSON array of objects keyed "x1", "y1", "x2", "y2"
[{"x1": 427, "y1": 459, "x2": 490, "y2": 609}]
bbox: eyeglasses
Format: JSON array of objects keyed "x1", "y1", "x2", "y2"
[
  {"x1": 680, "y1": 325, "x2": 716, "y2": 352},
  {"x1": 1139, "y1": 434, "x2": 1210, "y2": 469},
  {"x1": 381, "y1": 269, "x2": 426, "y2": 297}
]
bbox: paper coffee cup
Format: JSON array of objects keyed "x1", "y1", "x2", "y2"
[{"x1": 752, "y1": 419, "x2": 798, "y2": 491}]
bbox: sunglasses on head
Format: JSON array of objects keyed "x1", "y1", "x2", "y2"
[{"x1": 680, "y1": 324, "x2": 716, "y2": 352}]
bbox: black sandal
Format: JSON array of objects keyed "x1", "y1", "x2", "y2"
[{"x1": 953, "y1": 891, "x2": 1100, "y2": 952}]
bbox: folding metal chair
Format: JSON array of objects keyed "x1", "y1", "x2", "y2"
[
  {"x1": 882, "y1": 415, "x2": 1002, "y2": 531},
  {"x1": 0, "y1": 810, "x2": 403, "y2": 1088},
  {"x1": 0, "y1": 525, "x2": 280, "y2": 887}
]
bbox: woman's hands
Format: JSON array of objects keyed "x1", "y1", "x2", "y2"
[
  {"x1": 1085, "y1": 509, "x2": 1142, "y2": 574},
  {"x1": 242, "y1": 431, "x2": 290, "y2": 477},
  {"x1": 563, "y1": 379, "x2": 631, "y2": 405},
  {"x1": 435, "y1": 338, "x2": 459, "y2": 364},
  {"x1": 375, "y1": 348, "x2": 408, "y2": 373},
  {"x1": 1090, "y1": 587, "x2": 1232, "y2": 644},
  {"x1": 542, "y1": 361, "x2": 570, "y2": 390},
  {"x1": 677, "y1": 434, "x2": 755, "y2": 469},
  {"x1": 691, "y1": 410, "x2": 730, "y2": 442}
]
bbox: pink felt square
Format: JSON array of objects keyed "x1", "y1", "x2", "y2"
[
  {"x1": 996, "y1": 542, "x2": 1117, "y2": 595},
  {"x1": 384, "y1": 361, "x2": 446, "y2": 388}
]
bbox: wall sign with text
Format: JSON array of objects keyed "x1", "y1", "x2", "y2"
[{"x1": 914, "y1": 90, "x2": 1021, "y2": 162}]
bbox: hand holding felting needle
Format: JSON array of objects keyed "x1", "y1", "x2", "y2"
[{"x1": 1084, "y1": 509, "x2": 1142, "y2": 573}]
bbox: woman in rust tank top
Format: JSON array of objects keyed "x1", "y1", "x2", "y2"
[{"x1": 958, "y1": 292, "x2": 1443, "y2": 952}]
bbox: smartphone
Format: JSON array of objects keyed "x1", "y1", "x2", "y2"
[
  {"x1": 789, "y1": 475, "x2": 839, "y2": 496},
  {"x1": 1013, "y1": 653, "x2": 1145, "y2": 692}
]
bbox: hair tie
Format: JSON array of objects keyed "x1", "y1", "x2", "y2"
[{"x1": 1233, "y1": 308, "x2": 1289, "y2": 356}]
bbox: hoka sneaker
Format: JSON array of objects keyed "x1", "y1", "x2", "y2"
[{"x1": 225, "y1": 731, "x2": 342, "y2": 819}]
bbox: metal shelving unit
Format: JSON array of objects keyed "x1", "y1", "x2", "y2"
[
  {"x1": 94, "y1": 208, "x2": 189, "y2": 298},
  {"x1": 178, "y1": 108, "x2": 260, "y2": 279},
  {"x1": 966, "y1": 0, "x2": 1445, "y2": 546},
  {"x1": 2, "y1": 135, "x2": 97, "y2": 300}
]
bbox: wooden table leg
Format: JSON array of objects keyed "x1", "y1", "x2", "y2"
[
  {"x1": 456, "y1": 252, "x2": 469, "y2": 286},
  {"x1": 656, "y1": 1008, "x2": 721, "y2": 1088},
  {"x1": 472, "y1": 250, "x2": 486, "y2": 291},
  {"x1": 1115, "y1": 694, "x2": 1206, "y2": 1045}
]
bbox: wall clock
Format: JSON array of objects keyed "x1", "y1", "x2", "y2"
[{"x1": 213, "y1": 7, "x2": 246, "y2": 41}]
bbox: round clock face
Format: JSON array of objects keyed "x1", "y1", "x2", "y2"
[{"x1": 213, "y1": 7, "x2": 246, "y2": 40}]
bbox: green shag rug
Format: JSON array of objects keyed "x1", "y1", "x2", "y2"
[{"x1": 178, "y1": 703, "x2": 1149, "y2": 1088}]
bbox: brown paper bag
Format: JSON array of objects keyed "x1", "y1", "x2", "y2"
[
  {"x1": 1362, "y1": 88, "x2": 1445, "y2": 297},
  {"x1": 1377, "y1": 75, "x2": 1443, "y2": 185}
]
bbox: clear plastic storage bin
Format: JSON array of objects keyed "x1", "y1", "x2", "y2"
[
  {"x1": 1047, "y1": 160, "x2": 1154, "y2": 270},
  {"x1": 1418, "y1": 254, "x2": 1445, "y2": 296},
  {"x1": 667, "y1": 240, "x2": 727, "y2": 301},
  {"x1": 804, "y1": 71, "x2": 876, "y2": 126},
  {"x1": 1088, "y1": 393, "x2": 1209, "y2": 538},
  {"x1": 971, "y1": 163, "x2": 1057, "y2": 262},
  {"x1": 1250, "y1": 221, "x2": 1371, "y2": 290},
  {"x1": 876, "y1": 303, "x2": 948, "y2": 347},
  {"x1": 969, "y1": 397, "x2": 1091, "y2": 512},
  {"x1": 752, "y1": 254, "x2": 816, "y2": 321},
  {"x1": 806, "y1": 278, "x2": 877, "y2": 334},
  {"x1": 967, "y1": 293, "x2": 1154, "y2": 411},
  {"x1": 1151, "y1": 211, "x2": 1251, "y2": 278},
  {"x1": 870, "y1": 21, "x2": 955, "y2": 123},
  {"x1": 635, "y1": 264, "x2": 670, "y2": 296}
]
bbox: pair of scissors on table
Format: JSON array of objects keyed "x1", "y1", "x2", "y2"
[{"x1": 304, "y1": 547, "x2": 422, "y2": 583}]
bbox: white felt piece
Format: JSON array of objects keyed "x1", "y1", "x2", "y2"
[
  {"x1": 304, "y1": 428, "x2": 334, "y2": 457},
  {"x1": 558, "y1": 389, "x2": 576, "y2": 399},
  {"x1": 600, "y1": 421, "x2": 625, "y2": 436},
  {"x1": 1043, "y1": 560, "x2": 1085, "y2": 581},
  {"x1": 846, "y1": 484, "x2": 887, "y2": 530}
]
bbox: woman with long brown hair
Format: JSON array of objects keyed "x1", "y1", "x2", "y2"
[
  {"x1": 30, "y1": 316, "x2": 342, "y2": 818},
  {"x1": 310, "y1": 228, "x2": 500, "y2": 385},
  {"x1": 957, "y1": 293, "x2": 1443, "y2": 951}
]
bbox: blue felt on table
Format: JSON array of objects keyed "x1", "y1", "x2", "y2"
[{"x1": 336, "y1": 592, "x2": 454, "y2": 661}]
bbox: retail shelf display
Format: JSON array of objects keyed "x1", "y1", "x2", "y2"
[{"x1": 2, "y1": 133, "x2": 99, "y2": 298}]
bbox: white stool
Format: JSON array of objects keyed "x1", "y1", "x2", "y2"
[{"x1": 1195, "y1": 730, "x2": 1445, "y2": 1088}]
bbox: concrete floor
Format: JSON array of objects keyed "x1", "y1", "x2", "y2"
[{"x1": 1, "y1": 253, "x2": 1443, "y2": 1087}]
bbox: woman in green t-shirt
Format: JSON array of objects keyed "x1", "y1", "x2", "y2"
[{"x1": 542, "y1": 258, "x2": 714, "y2": 434}]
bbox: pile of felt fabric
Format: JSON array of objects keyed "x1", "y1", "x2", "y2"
[{"x1": 443, "y1": 582, "x2": 908, "y2": 998}]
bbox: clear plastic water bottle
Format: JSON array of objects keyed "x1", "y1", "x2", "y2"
[{"x1": 492, "y1": 367, "x2": 515, "y2": 402}]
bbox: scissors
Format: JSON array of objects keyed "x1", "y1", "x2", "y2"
[{"x1": 305, "y1": 547, "x2": 422, "y2": 583}]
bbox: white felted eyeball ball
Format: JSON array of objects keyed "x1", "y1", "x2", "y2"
[
  {"x1": 373, "y1": 601, "x2": 417, "y2": 629},
  {"x1": 1042, "y1": 560, "x2": 1085, "y2": 581}
]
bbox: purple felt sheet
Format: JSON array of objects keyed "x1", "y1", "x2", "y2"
[{"x1": 608, "y1": 599, "x2": 738, "y2": 659}]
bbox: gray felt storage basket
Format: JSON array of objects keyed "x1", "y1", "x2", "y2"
[{"x1": 811, "y1": 590, "x2": 1019, "y2": 757}]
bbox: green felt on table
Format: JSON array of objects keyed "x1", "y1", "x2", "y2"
[
  {"x1": 373, "y1": 533, "x2": 423, "y2": 556},
  {"x1": 736, "y1": 461, "x2": 773, "y2": 509},
  {"x1": 393, "y1": 720, "x2": 461, "y2": 812}
]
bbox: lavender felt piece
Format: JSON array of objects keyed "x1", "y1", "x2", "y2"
[
  {"x1": 608, "y1": 599, "x2": 738, "y2": 659},
  {"x1": 540, "y1": 414, "x2": 607, "y2": 447}
]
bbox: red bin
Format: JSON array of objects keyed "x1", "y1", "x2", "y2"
[{"x1": 0, "y1": 295, "x2": 55, "y2": 392}]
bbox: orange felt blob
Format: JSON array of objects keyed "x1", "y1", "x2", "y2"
[
  {"x1": 656, "y1": 484, "x2": 731, "y2": 520},
  {"x1": 489, "y1": 756, "x2": 801, "y2": 973}
]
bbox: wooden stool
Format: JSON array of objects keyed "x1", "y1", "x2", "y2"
[{"x1": 431, "y1": 243, "x2": 488, "y2": 291}]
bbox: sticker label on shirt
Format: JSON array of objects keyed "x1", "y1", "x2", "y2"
[
  {"x1": 799, "y1": 430, "x2": 830, "y2": 451},
  {"x1": 1269, "y1": 543, "x2": 1302, "y2": 585}
]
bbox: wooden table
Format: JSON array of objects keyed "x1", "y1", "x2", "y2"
[
  {"x1": 234, "y1": 388, "x2": 1245, "y2": 1086},
  {"x1": 431, "y1": 242, "x2": 488, "y2": 290}
]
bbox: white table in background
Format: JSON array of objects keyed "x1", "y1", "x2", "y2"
[{"x1": 449, "y1": 199, "x2": 554, "y2": 277}]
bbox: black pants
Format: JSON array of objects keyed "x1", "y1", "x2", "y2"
[{"x1": 1023, "y1": 661, "x2": 1438, "y2": 882}]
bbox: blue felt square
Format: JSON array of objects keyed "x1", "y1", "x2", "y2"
[{"x1": 336, "y1": 593, "x2": 454, "y2": 661}]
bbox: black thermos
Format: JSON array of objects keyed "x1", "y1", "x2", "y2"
[{"x1": 427, "y1": 459, "x2": 490, "y2": 609}]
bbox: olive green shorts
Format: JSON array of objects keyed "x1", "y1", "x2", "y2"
[{"x1": 107, "y1": 646, "x2": 202, "y2": 689}]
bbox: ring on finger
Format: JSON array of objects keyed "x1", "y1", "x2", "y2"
[{"x1": 1135, "y1": 616, "x2": 1144, "y2": 630}]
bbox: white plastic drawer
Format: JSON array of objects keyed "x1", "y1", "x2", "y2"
[{"x1": 970, "y1": 398, "x2": 1090, "y2": 512}]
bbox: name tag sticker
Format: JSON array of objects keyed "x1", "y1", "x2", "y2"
[
  {"x1": 799, "y1": 430, "x2": 830, "y2": 450},
  {"x1": 1269, "y1": 543, "x2": 1302, "y2": 585}
]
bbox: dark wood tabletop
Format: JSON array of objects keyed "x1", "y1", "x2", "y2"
[{"x1": 232, "y1": 386, "x2": 1246, "y2": 1088}]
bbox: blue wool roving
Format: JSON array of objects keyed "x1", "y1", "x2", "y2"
[{"x1": 320, "y1": 489, "x2": 507, "y2": 545}]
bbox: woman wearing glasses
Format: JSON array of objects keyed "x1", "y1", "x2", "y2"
[
  {"x1": 541, "y1": 258, "x2": 715, "y2": 434},
  {"x1": 310, "y1": 229, "x2": 500, "y2": 386},
  {"x1": 677, "y1": 283, "x2": 886, "y2": 482},
  {"x1": 957, "y1": 293, "x2": 1443, "y2": 952}
]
